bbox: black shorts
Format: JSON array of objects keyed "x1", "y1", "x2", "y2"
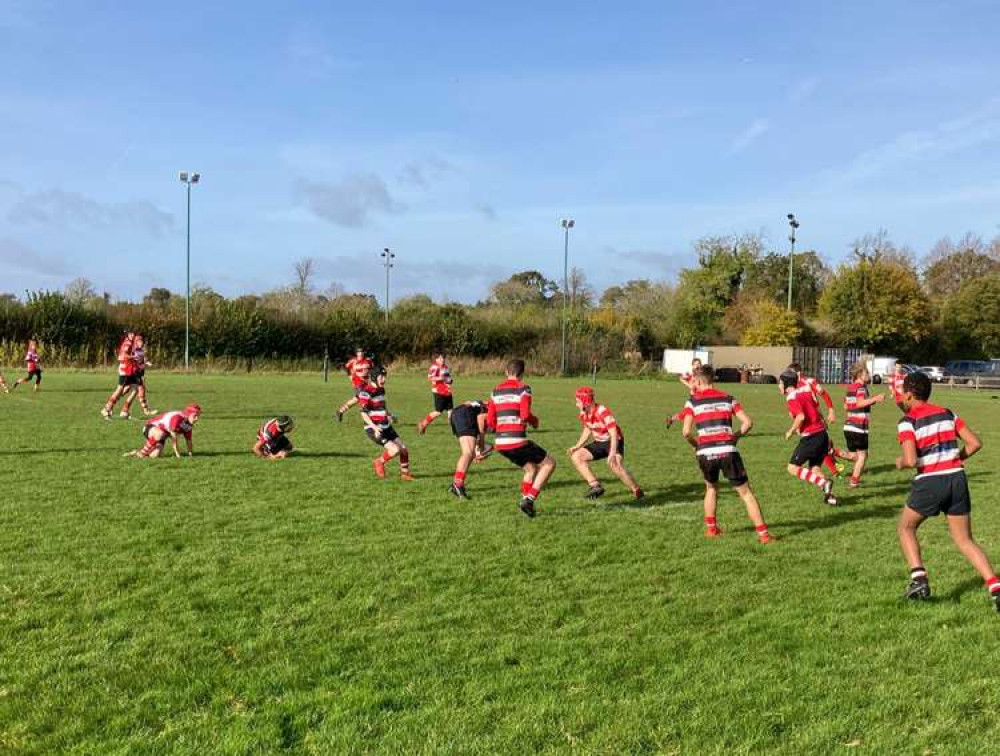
[
  {"x1": 450, "y1": 406, "x2": 481, "y2": 438},
  {"x1": 790, "y1": 431, "x2": 830, "y2": 468},
  {"x1": 698, "y1": 452, "x2": 749, "y2": 486},
  {"x1": 118, "y1": 374, "x2": 140, "y2": 387},
  {"x1": 583, "y1": 439, "x2": 625, "y2": 461},
  {"x1": 843, "y1": 430, "x2": 869, "y2": 452},
  {"x1": 433, "y1": 394, "x2": 454, "y2": 413},
  {"x1": 142, "y1": 423, "x2": 164, "y2": 446},
  {"x1": 262, "y1": 435, "x2": 293, "y2": 456},
  {"x1": 907, "y1": 471, "x2": 971, "y2": 518},
  {"x1": 135, "y1": 369, "x2": 146, "y2": 384},
  {"x1": 366, "y1": 425, "x2": 400, "y2": 447},
  {"x1": 499, "y1": 441, "x2": 548, "y2": 468},
  {"x1": 26, "y1": 368, "x2": 42, "y2": 383}
]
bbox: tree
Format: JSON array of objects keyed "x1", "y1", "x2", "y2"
[
  {"x1": 743, "y1": 251, "x2": 829, "y2": 312},
  {"x1": 293, "y1": 257, "x2": 316, "y2": 296},
  {"x1": 739, "y1": 299, "x2": 802, "y2": 346},
  {"x1": 850, "y1": 229, "x2": 915, "y2": 269},
  {"x1": 64, "y1": 278, "x2": 97, "y2": 305},
  {"x1": 489, "y1": 270, "x2": 557, "y2": 306},
  {"x1": 143, "y1": 287, "x2": 173, "y2": 309},
  {"x1": 818, "y1": 259, "x2": 932, "y2": 351},
  {"x1": 940, "y1": 274, "x2": 1000, "y2": 357},
  {"x1": 922, "y1": 234, "x2": 1000, "y2": 298},
  {"x1": 567, "y1": 267, "x2": 594, "y2": 309}
]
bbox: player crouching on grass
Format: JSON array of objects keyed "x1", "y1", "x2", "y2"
[
  {"x1": 253, "y1": 415, "x2": 295, "y2": 459},
  {"x1": 568, "y1": 387, "x2": 643, "y2": 501},
  {"x1": 895, "y1": 371, "x2": 1000, "y2": 610},
  {"x1": 359, "y1": 367, "x2": 413, "y2": 481},
  {"x1": 487, "y1": 359, "x2": 555, "y2": 518},
  {"x1": 841, "y1": 362, "x2": 886, "y2": 488},
  {"x1": 681, "y1": 365, "x2": 771, "y2": 543},
  {"x1": 125, "y1": 405, "x2": 201, "y2": 459},
  {"x1": 448, "y1": 400, "x2": 492, "y2": 499},
  {"x1": 780, "y1": 371, "x2": 838, "y2": 506}
]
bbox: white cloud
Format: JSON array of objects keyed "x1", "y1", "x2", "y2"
[
  {"x1": 294, "y1": 174, "x2": 405, "y2": 227},
  {"x1": 730, "y1": 118, "x2": 771, "y2": 153},
  {"x1": 7, "y1": 189, "x2": 174, "y2": 237}
]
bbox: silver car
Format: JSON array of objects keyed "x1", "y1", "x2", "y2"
[{"x1": 918, "y1": 366, "x2": 945, "y2": 382}]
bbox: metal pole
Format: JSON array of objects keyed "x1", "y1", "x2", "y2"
[
  {"x1": 561, "y1": 226, "x2": 569, "y2": 375},
  {"x1": 383, "y1": 247, "x2": 392, "y2": 324},
  {"x1": 185, "y1": 182, "x2": 191, "y2": 369},
  {"x1": 786, "y1": 234, "x2": 795, "y2": 311}
]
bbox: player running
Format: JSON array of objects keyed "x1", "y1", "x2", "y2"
[
  {"x1": 125, "y1": 405, "x2": 201, "y2": 458},
  {"x1": 448, "y1": 399, "x2": 492, "y2": 499},
  {"x1": 418, "y1": 351, "x2": 454, "y2": 433},
  {"x1": 895, "y1": 371, "x2": 1000, "y2": 611},
  {"x1": 681, "y1": 365, "x2": 771, "y2": 543},
  {"x1": 358, "y1": 367, "x2": 413, "y2": 481},
  {"x1": 487, "y1": 359, "x2": 555, "y2": 518},
  {"x1": 786, "y1": 362, "x2": 845, "y2": 477},
  {"x1": 253, "y1": 415, "x2": 295, "y2": 459},
  {"x1": 841, "y1": 362, "x2": 886, "y2": 488},
  {"x1": 11, "y1": 340, "x2": 42, "y2": 392},
  {"x1": 568, "y1": 386, "x2": 643, "y2": 500},
  {"x1": 120, "y1": 333, "x2": 157, "y2": 418},
  {"x1": 102, "y1": 332, "x2": 140, "y2": 420},
  {"x1": 780, "y1": 370, "x2": 839, "y2": 506},
  {"x1": 337, "y1": 348, "x2": 373, "y2": 422},
  {"x1": 664, "y1": 357, "x2": 702, "y2": 428},
  {"x1": 888, "y1": 360, "x2": 907, "y2": 412}
]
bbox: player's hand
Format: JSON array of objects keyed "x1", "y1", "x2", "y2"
[
  {"x1": 607, "y1": 453, "x2": 623, "y2": 472},
  {"x1": 527, "y1": 416, "x2": 539, "y2": 429},
  {"x1": 784, "y1": 429, "x2": 794, "y2": 441},
  {"x1": 874, "y1": 393, "x2": 886, "y2": 403},
  {"x1": 826, "y1": 410, "x2": 836, "y2": 424},
  {"x1": 567, "y1": 446, "x2": 579, "y2": 455}
]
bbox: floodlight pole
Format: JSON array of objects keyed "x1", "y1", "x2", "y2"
[
  {"x1": 786, "y1": 213, "x2": 799, "y2": 311},
  {"x1": 179, "y1": 171, "x2": 200, "y2": 369},
  {"x1": 560, "y1": 218, "x2": 574, "y2": 376},
  {"x1": 381, "y1": 247, "x2": 395, "y2": 324}
]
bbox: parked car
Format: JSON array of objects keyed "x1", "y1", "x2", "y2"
[
  {"x1": 944, "y1": 360, "x2": 995, "y2": 376},
  {"x1": 918, "y1": 366, "x2": 945, "y2": 382}
]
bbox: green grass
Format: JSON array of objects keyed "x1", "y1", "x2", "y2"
[{"x1": 2, "y1": 372, "x2": 1000, "y2": 754}]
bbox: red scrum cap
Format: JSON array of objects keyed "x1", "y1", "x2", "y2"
[{"x1": 575, "y1": 386, "x2": 594, "y2": 403}]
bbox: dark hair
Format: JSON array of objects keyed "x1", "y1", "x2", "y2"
[
  {"x1": 779, "y1": 370, "x2": 799, "y2": 391},
  {"x1": 505, "y1": 359, "x2": 525, "y2": 378},
  {"x1": 903, "y1": 371, "x2": 931, "y2": 401},
  {"x1": 694, "y1": 364, "x2": 715, "y2": 383},
  {"x1": 786, "y1": 362, "x2": 801, "y2": 372}
]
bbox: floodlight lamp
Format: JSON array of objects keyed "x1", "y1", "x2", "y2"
[
  {"x1": 179, "y1": 171, "x2": 189, "y2": 182},
  {"x1": 190, "y1": 173, "x2": 201, "y2": 184}
]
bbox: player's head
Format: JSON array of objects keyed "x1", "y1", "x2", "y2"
[
  {"x1": 693, "y1": 364, "x2": 715, "y2": 388},
  {"x1": 354, "y1": 347, "x2": 365, "y2": 358},
  {"x1": 901, "y1": 371, "x2": 931, "y2": 408},
  {"x1": 505, "y1": 359, "x2": 525, "y2": 379},
  {"x1": 184, "y1": 404, "x2": 202, "y2": 423},
  {"x1": 134, "y1": 333, "x2": 145, "y2": 346},
  {"x1": 691, "y1": 357, "x2": 702, "y2": 369},
  {"x1": 276, "y1": 415, "x2": 295, "y2": 433},
  {"x1": 850, "y1": 361, "x2": 869, "y2": 383},
  {"x1": 574, "y1": 386, "x2": 595, "y2": 410},
  {"x1": 779, "y1": 370, "x2": 799, "y2": 394},
  {"x1": 786, "y1": 362, "x2": 802, "y2": 376},
  {"x1": 28, "y1": 338, "x2": 37, "y2": 349},
  {"x1": 372, "y1": 366, "x2": 387, "y2": 386},
  {"x1": 894, "y1": 360, "x2": 904, "y2": 374},
  {"x1": 433, "y1": 350, "x2": 445, "y2": 363}
]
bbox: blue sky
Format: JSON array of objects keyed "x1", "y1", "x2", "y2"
[{"x1": 2, "y1": 0, "x2": 1000, "y2": 303}]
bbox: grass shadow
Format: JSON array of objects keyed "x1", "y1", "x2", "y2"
[
  {"x1": 938, "y1": 576, "x2": 984, "y2": 603},
  {"x1": 777, "y1": 500, "x2": 900, "y2": 536}
]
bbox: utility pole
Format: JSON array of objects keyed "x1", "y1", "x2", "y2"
[
  {"x1": 560, "y1": 218, "x2": 575, "y2": 375},
  {"x1": 380, "y1": 247, "x2": 394, "y2": 324},
  {"x1": 178, "y1": 171, "x2": 201, "y2": 368},
  {"x1": 786, "y1": 213, "x2": 800, "y2": 311}
]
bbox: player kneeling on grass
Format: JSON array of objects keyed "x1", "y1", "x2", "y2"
[
  {"x1": 681, "y1": 365, "x2": 771, "y2": 543},
  {"x1": 568, "y1": 387, "x2": 643, "y2": 501},
  {"x1": 126, "y1": 405, "x2": 200, "y2": 458},
  {"x1": 359, "y1": 368, "x2": 413, "y2": 481},
  {"x1": 253, "y1": 415, "x2": 295, "y2": 459},
  {"x1": 780, "y1": 371, "x2": 838, "y2": 506},
  {"x1": 448, "y1": 400, "x2": 491, "y2": 499},
  {"x1": 487, "y1": 359, "x2": 555, "y2": 518},
  {"x1": 895, "y1": 371, "x2": 1000, "y2": 611}
]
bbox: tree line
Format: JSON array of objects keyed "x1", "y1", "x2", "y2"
[{"x1": 2, "y1": 229, "x2": 998, "y2": 372}]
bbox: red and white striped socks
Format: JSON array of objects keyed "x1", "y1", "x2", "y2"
[{"x1": 795, "y1": 467, "x2": 828, "y2": 490}]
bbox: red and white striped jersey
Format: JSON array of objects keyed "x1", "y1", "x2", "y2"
[
  {"x1": 148, "y1": 410, "x2": 193, "y2": 439},
  {"x1": 844, "y1": 382, "x2": 871, "y2": 434},
  {"x1": 428, "y1": 362, "x2": 453, "y2": 396},
  {"x1": 579, "y1": 404, "x2": 623, "y2": 443},
  {"x1": 358, "y1": 381, "x2": 390, "y2": 429},
  {"x1": 25, "y1": 349, "x2": 39, "y2": 370},
  {"x1": 258, "y1": 418, "x2": 285, "y2": 444},
  {"x1": 346, "y1": 357, "x2": 373, "y2": 381},
  {"x1": 889, "y1": 373, "x2": 906, "y2": 401},
  {"x1": 797, "y1": 375, "x2": 833, "y2": 409},
  {"x1": 682, "y1": 388, "x2": 742, "y2": 457},
  {"x1": 898, "y1": 403, "x2": 965, "y2": 479},
  {"x1": 117, "y1": 338, "x2": 136, "y2": 377},
  {"x1": 786, "y1": 387, "x2": 826, "y2": 436},
  {"x1": 487, "y1": 379, "x2": 536, "y2": 450}
]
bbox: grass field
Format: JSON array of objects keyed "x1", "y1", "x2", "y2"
[{"x1": 2, "y1": 371, "x2": 1000, "y2": 754}]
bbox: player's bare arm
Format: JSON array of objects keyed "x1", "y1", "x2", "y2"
[
  {"x1": 568, "y1": 426, "x2": 591, "y2": 454},
  {"x1": 895, "y1": 438, "x2": 918, "y2": 469},
  {"x1": 958, "y1": 424, "x2": 982, "y2": 460},
  {"x1": 681, "y1": 414, "x2": 698, "y2": 449},
  {"x1": 785, "y1": 413, "x2": 805, "y2": 440},
  {"x1": 734, "y1": 408, "x2": 753, "y2": 438},
  {"x1": 607, "y1": 427, "x2": 622, "y2": 469}
]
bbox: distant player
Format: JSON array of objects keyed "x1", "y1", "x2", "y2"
[
  {"x1": 568, "y1": 386, "x2": 643, "y2": 500},
  {"x1": 0, "y1": 372, "x2": 8, "y2": 393},
  {"x1": 888, "y1": 360, "x2": 907, "y2": 412},
  {"x1": 11, "y1": 340, "x2": 42, "y2": 392},
  {"x1": 120, "y1": 333, "x2": 156, "y2": 418},
  {"x1": 102, "y1": 332, "x2": 139, "y2": 420},
  {"x1": 487, "y1": 359, "x2": 555, "y2": 518},
  {"x1": 337, "y1": 348, "x2": 373, "y2": 422},
  {"x1": 125, "y1": 405, "x2": 201, "y2": 458},
  {"x1": 780, "y1": 371, "x2": 838, "y2": 506},
  {"x1": 842, "y1": 362, "x2": 886, "y2": 488},
  {"x1": 253, "y1": 415, "x2": 295, "y2": 459},
  {"x1": 664, "y1": 357, "x2": 701, "y2": 428},
  {"x1": 358, "y1": 367, "x2": 413, "y2": 481},
  {"x1": 448, "y1": 399, "x2": 491, "y2": 499},
  {"x1": 895, "y1": 371, "x2": 1000, "y2": 611},
  {"x1": 418, "y1": 351, "x2": 454, "y2": 433},
  {"x1": 681, "y1": 365, "x2": 771, "y2": 543},
  {"x1": 787, "y1": 362, "x2": 842, "y2": 477}
]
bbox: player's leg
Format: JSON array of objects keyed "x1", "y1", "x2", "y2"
[
  {"x1": 946, "y1": 514, "x2": 1000, "y2": 610},
  {"x1": 570, "y1": 447, "x2": 601, "y2": 498},
  {"x1": 0, "y1": 374, "x2": 7, "y2": 393},
  {"x1": 136, "y1": 426, "x2": 168, "y2": 458},
  {"x1": 531, "y1": 454, "x2": 556, "y2": 493},
  {"x1": 610, "y1": 456, "x2": 641, "y2": 497},
  {"x1": 121, "y1": 387, "x2": 137, "y2": 417},
  {"x1": 32, "y1": 370, "x2": 41, "y2": 391},
  {"x1": 734, "y1": 483, "x2": 771, "y2": 543},
  {"x1": 137, "y1": 380, "x2": 153, "y2": 414},
  {"x1": 897, "y1": 506, "x2": 930, "y2": 599},
  {"x1": 850, "y1": 450, "x2": 868, "y2": 486},
  {"x1": 395, "y1": 439, "x2": 413, "y2": 480},
  {"x1": 450, "y1": 436, "x2": 477, "y2": 498},
  {"x1": 703, "y1": 481, "x2": 721, "y2": 537},
  {"x1": 418, "y1": 410, "x2": 441, "y2": 434},
  {"x1": 103, "y1": 385, "x2": 126, "y2": 418},
  {"x1": 787, "y1": 462, "x2": 829, "y2": 492}
]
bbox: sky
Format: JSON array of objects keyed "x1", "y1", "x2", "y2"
[{"x1": 2, "y1": 0, "x2": 1000, "y2": 304}]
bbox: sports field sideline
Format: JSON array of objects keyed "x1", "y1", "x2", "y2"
[{"x1": 2, "y1": 372, "x2": 999, "y2": 753}]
